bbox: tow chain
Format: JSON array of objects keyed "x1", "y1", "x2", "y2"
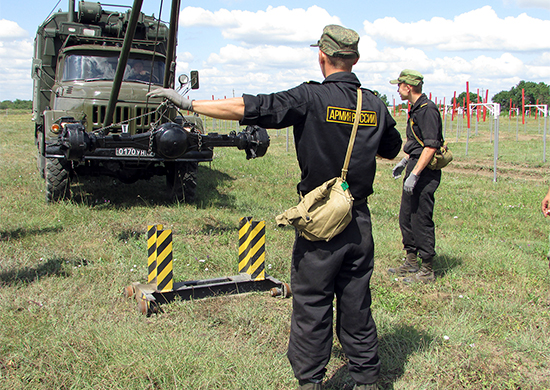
[
  {"x1": 148, "y1": 123, "x2": 156, "y2": 155},
  {"x1": 88, "y1": 101, "x2": 202, "y2": 155},
  {"x1": 92, "y1": 103, "x2": 168, "y2": 135},
  {"x1": 197, "y1": 132, "x2": 202, "y2": 151}
]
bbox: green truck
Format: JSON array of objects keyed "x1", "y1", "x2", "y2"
[{"x1": 32, "y1": 0, "x2": 269, "y2": 202}]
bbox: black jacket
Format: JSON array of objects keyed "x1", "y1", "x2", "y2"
[
  {"x1": 241, "y1": 72, "x2": 402, "y2": 199},
  {"x1": 404, "y1": 93, "x2": 443, "y2": 157}
]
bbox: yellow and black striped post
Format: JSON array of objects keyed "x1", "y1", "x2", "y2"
[
  {"x1": 147, "y1": 224, "x2": 163, "y2": 284},
  {"x1": 238, "y1": 217, "x2": 266, "y2": 281},
  {"x1": 155, "y1": 228, "x2": 173, "y2": 292}
]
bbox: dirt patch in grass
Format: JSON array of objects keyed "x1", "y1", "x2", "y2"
[
  {"x1": 434, "y1": 340, "x2": 550, "y2": 389},
  {"x1": 378, "y1": 157, "x2": 549, "y2": 182}
]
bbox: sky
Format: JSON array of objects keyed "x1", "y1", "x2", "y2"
[{"x1": 1, "y1": 0, "x2": 550, "y2": 105}]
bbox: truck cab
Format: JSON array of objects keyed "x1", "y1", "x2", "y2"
[{"x1": 33, "y1": 1, "x2": 205, "y2": 201}]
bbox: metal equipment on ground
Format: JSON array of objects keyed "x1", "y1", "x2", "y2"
[{"x1": 124, "y1": 219, "x2": 291, "y2": 315}]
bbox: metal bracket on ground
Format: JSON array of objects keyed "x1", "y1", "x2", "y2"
[{"x1": 124, "y1": 219, "x2": 291, "y2": 315}]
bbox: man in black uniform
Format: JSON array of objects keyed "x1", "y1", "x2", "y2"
[
  {"x1": 388, "y1": 69, "x2": 442, "y2": 283},
  {"x1": 148, "y1": 25, "x2": 402, "y2": 390}
]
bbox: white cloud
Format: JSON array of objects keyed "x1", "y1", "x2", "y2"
[
  {"x1": 363, "y1": 6, "x2": 550, "y2": 51},
  {"x1": 175, "y1": 50, "x2": 193, "y2": 72},
  {"x1": 514, "y1": 0, "x2": 550, "y2": 10},
  {"x1": 176, "y1": 3, "x2": 550, "y2": 102},
  {"x1": 532, "y1": 52, "x2": 550, "y2": 66},
  {"x1": 186, "y1": 44, "x2": 319, "y2": 96},
  {"x1": 0, "y1": 38, "x2": 33, "y2": 100},
  {"x1": 192, "y1": 67, "x2": 316, "y2": 97},
  {"x1": 180, "y1": 6, "x2": 341, "y2": 45},
  {"x1": 351, "y1": 38, "x2": 541, "y2": 101},
  {"x1": 526, "y1": 64, "x2": 550, "y2": 78},
  {"x1": 206, "y1": 44, "x2": 315, "y2": 70},
  {"x1": 0, "y1": 20, "x2": 27, "y2": 40}
]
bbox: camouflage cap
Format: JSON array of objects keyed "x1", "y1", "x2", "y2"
[
  {"x1": 389, "y1": 69, "x2": 424, "y2": 86},
  {"x1": 311, "y1": 25, "x2": 360, "y2": 58}
]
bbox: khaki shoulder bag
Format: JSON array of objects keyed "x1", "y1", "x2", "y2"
[
  {"x1": 275, "y1": 89, "x2": 362, "y2": 242},
  {"x1": 410, "y1": 113, "x2": 453, "y2": 170}
]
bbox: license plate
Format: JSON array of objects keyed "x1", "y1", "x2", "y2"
[{"x1": 115, "y1": 148, "x2": 154, "y2": 157}]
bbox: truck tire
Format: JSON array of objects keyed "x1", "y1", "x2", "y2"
[
  {"x1": 166, "y1": 162, "x2": 198, "y2": 202},
  {"x1": 45, "y1": 158, "x2": 71, "y2": 202}
]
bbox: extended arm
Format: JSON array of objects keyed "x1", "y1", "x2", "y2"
[
  {"x1": 192, "y1": 98, "x2": 245, "y2": 121},
  {"x1": 147, "y1": 88, "x2": 245, "y2": 121}
]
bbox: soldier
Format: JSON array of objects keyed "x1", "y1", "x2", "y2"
[
  {"x1": 148, "y1": 25, "x2": 402, "y2": 390},
  {"x1": 388, "y1": 69, "x2": 443, "y2": 283}
]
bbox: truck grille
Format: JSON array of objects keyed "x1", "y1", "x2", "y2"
[{"x1": 91, "y1": 105, "x2": 160, "y2": 133}]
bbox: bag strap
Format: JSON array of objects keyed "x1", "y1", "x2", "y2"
[
  {"x1": 341, "y1": 88, "x2": 362, "y2": 181},
  {"x1": 409, "y1": 117, "x2": 425, "y2": 147},
  {"x1": 409, "y1": 103, "x2": 445, "y2": 146}
]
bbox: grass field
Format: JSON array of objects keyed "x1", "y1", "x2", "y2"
[{"x1": 1, "y1": 110, "x2": 549, "y2": 389}]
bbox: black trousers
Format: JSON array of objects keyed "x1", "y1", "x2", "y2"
[
  {"x1": 399, "y1": 159, "x2": 441, "y2": 260},
  {"x1": 287, "y1": 203, "x2": 379, "y2": 385}
]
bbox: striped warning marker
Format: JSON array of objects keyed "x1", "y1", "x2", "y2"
[
  {"x1": 155, "y1": 229, "x2": 173, "y2": 292},
  {"x1": 238, "y1": 217, "x2": 266, "y2": 281},
  {"x1": 147, "y1": 224, "x2": 163, "y2": 284}
]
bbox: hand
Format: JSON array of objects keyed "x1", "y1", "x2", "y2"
[
  {"x1": 392, "y1": 157, "x2": 408, "y2": 179},
  {"x1": 147, "y1": 88, "x2": 193, "y2": 111},
  {"x1": 403, "y1": 173, "x2": 419, "y2": 194}
]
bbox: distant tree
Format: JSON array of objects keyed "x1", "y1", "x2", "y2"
[
  {"x1": 0, "y1": 99, "x2": 32, "y2": 110},
  {"x1": 455, "y1": 92, "x2": 482, "y2": 107},
  {"x1": 492, "y1": 81, "x2": 550, "y2": 111},
  {"x1": 372, "y1": 90, "x2": 389, "y2": 106},
  {"x1": 13, "y1": 99, "x2": 32, "y2": 109}
]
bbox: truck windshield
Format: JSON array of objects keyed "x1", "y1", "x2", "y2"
[{"x1": 62, "y1": 54, "x2": 165, "y2": 84}]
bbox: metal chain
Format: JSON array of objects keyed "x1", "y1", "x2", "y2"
[
  {"x1": 197, "y1": 132, "x2": 202, "y2": 151},
  {"x1": 90, "y1": 102, "x2": 201, "y2": 156},
  {"x1": 92, "y1": 104, "x2": 166, "y2": 134},
  {"x1": 148, "y1": 123, "x2": 156, "y2": 155}
]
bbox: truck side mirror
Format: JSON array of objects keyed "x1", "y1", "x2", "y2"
[{"x1": 190, "y1": 70, "x2": 199, "y2": 90}]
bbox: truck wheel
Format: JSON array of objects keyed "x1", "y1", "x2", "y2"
[
  {"x1": 45, "y1": 158, "x2": 70, "y2": 202},
  {"x1": 166, "y1": 162, "x2": 198, "y2": 202}
]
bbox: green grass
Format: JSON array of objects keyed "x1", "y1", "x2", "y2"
[{"x1": 1, "y1": 110, "x2": 549, "y2": 389}]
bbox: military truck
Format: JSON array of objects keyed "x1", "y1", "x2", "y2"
[{"x1": 32, "y1": 0, "x2": 269, "y2": 202}]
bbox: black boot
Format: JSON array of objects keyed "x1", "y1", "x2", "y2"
[
  {"x1": 403, "y1": 258, "x2": 435, "y2": 284},
  {"x1": 388, "y1": 252, "x2": 419, "y2": 276}
]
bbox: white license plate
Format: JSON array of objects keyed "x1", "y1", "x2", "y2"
[{"x1": 115, "y1": 148, "x2": 154, "y2": 157}]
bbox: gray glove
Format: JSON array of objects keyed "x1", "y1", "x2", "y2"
[
  {"x1": 147, "y1": 88, "x2": 193, "y2": 111},
  {"x1": 403, "y1": 173, "x2": 419, "y2": 194},
  {"x1": 392, "y1": 157, "x2": 408, "y2": 179}
]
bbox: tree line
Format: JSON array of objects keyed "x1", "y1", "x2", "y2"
[
  {"x1": 492, "y1": 81, "x2": 550, "y2": 111},
  {"x1": 0, "y1": 100, "x2": 32, "y2": 110},
  {"x1": 449, "y1": 81, "x2": 549, "y2": 114}
]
